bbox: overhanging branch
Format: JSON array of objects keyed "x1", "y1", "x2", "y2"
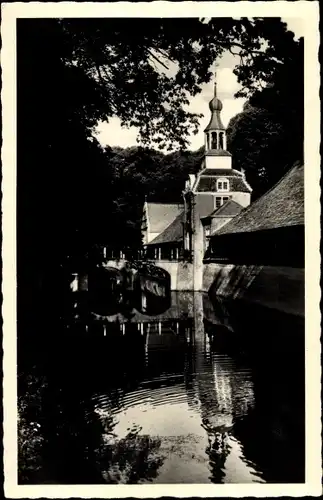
[{"x1": 147, "y1": 49, "x2": 169, "y2": 70}]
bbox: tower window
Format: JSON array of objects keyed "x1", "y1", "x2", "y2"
[
  {"x1": 217, "y1": 178, "x2": 229, "y2": 192},
  {"x1": 207, "y1": 134, "x2": 211, "y2": 150},
  {"x1": 219, "y1": 132, "x2": 224, "y2": 149},
  {"x1": 211, "y1": 132, "x2": 217, "y2": 149}
]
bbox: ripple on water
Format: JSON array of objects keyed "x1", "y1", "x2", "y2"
[{"x1": 85, "y1": 362, "x2": 263, "y2": 484}]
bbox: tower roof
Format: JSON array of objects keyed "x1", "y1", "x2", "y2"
[
  {"x1": 209, "y1": 82, "x2": 223, "y2": 111},
  {"x1": 204, "y1": 78, "x2": 225, "y2": 132}
]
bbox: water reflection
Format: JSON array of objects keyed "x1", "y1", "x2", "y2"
[{"x1": 18, "y1": 286, "x2": 304, "y2": 484}]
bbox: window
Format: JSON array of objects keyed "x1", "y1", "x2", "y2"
[
  {"x1": 211, "y1": 132, "x2": 217, "y2": 149},
  {"x1": 217, "y1": 178, "x2": 229, "y2": 192},
  {"x1": 207, "y1": 134, "x2": 211, "y2": 150},
  {"x1": 215, "y1": 197, "x2": 222, "y2": 208},
  {"x1": 214, "y1": 196, "x2": 231, "y2": 209},
  {"x1": 219, "y1": 132, "x2": 224, "y2": 149}
]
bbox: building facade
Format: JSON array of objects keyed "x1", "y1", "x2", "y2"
[{"x1": 142, "y1": 77, "x2": 252, "y2": 286}]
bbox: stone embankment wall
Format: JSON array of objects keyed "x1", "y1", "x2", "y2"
[
  {"x1": 203, "y1": 263, "x2": 304, "y2": 317},
  {"x1": 150, "y1": 261, "x2": 304, "y2": 318}
]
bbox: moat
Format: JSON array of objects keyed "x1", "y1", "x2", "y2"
[{"x1": 18, "y1": 291, "x2": 305, "y2": 485}]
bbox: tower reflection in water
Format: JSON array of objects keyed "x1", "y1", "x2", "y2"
[{"x1": 70, "y1": 286, "x2": 274, "y2": 484}]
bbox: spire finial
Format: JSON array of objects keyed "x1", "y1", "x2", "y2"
[{"x1": 214, "y1": 71, "x2": 217, "y2": 97}]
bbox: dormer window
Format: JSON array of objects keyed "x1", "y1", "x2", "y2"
[{"x1": 217, "y1": 178, "x2": 229, "y2": 192}]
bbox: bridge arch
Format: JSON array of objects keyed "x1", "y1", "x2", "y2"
[{"x1": 102, "y1": 259, "x2": 193, "y2": 290}]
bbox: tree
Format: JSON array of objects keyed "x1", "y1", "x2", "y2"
[
  {"x1": 227, "y1": 36, "x2": 303, "y2": 198},
  {"x1": 98, "y1": 145, "x2": 204, "y2": 248},
  {"x1": 227, "y1": 106, "x2": 285, "y2": 197}
]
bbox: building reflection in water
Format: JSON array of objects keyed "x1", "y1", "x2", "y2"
[
  {"x1": 189, "y1": 293, "x2": 260, "y2": 483},
  {"x1": 57, "y1": 285, "x2": 304, "y2": 484},
  {"x1": 66, "y1": 287, "x2": 268, "y2": 484}
]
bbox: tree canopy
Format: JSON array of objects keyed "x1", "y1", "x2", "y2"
[
  {"x1": 17, "y1": 17, "x2": 302, "y2": 313},
  {"x1": 227, "y1": 37, "x2": 303, "y2": 199}
]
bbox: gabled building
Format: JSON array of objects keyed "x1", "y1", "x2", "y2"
[
  {"x1": 145, "y1": 210, "x2": 186, "y2": 261},
  {"x1": 142, "y1": 201, "x2": 184, "y2": 245}
]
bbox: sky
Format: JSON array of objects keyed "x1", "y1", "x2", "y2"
[{"x1": 94, "y1": 18, "x2": 304, "y2": 152}]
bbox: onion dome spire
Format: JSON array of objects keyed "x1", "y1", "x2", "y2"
[
  {"x1": 204, "y1": 72, "x2": 225, "y2": 132},
  {"x1": 204, "y1": 72, "x2": 227, "y2": 152}
]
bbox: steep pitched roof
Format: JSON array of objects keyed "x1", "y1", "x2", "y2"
[
  {"x1": 204, "y1": 199, "x2": 244, "y2": 220},
  {"x1": 146, "y1": 210, "x2": 185, "y2": 245},
  {"x1": 146, "y1": 202, "x2": 183, "y2": 234},
  {"x1": 214, "y1": 162, "x2": 304, "y2": 236}
]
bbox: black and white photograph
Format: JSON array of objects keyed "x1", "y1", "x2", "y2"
[{"x1": 1, "y1": 1, "x2": 321, "y2": 497}]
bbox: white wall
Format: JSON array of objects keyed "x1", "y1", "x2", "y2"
[
  {"x1": 192, "y1": 196, "x2": 204, "y2": 291},
  {"x1": 205, "y1": 155, "x2": 232, "y2": 170},
  {"x1": 147, "y1": 232, "x2": 160, "y2": 243},
  {"x1": 231, "y1": 192, "x2": 251, "y2": 207},
  {"x1": 154, "y1": 261, "x2": 194, "y2": 290}
]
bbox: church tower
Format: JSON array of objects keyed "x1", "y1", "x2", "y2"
[
  {"x1": 183, "y1": 74, "x2": 252, "y2": 290},
  {"x1": 203, "y1": 78, "x2": 232, "y2": 170}
]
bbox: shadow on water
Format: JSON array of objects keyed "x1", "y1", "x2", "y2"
[{"x1": 17, "y1": 281, "x2": 305, "y2": 484}]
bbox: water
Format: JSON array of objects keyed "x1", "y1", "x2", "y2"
[{"x1": 18, "y1": 291, "x2": 305, "y2": 484}]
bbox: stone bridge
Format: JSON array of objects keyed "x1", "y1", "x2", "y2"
[{"x1": 104, "y1": 259, "x2": 194, "y2": 291}]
